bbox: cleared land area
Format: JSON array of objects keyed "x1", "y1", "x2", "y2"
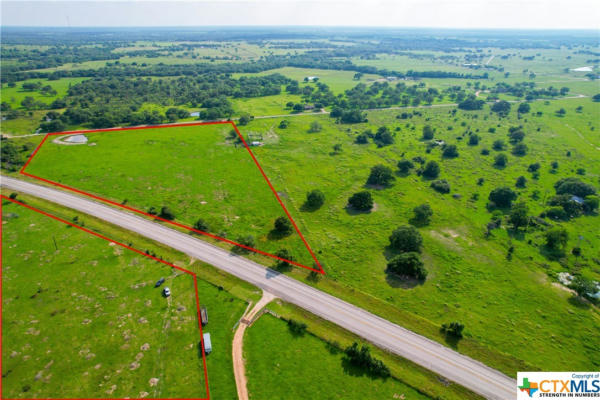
[
  {"x1": 244, "y1": 313, "x2": 431, "y2": 400},
  {"x1": 23, "y1": 123, "x2": 318, "y2": 270},
  {"x1": 1, "y1": 197, "x2": 205, "y2": 398}
]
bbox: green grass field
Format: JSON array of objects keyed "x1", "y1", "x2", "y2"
[
  {"x1": 1, "y1": 198, "x2": 205, "y2": 398},
  {"x1": 1, "y1": 195, "x2": 250, "y2": 399},
  {"x1": 1, "y1": 78, "x2": 86, "y2": 109},
  {"x1": 244, "y1": 313, "x2": 431, "y2": 400},
  {"x1": 24, "y1": 124, "x2": 318, "y2": 269},
  {"x1": 19, "y1": 96, "x2": 600, "y2": 376}
]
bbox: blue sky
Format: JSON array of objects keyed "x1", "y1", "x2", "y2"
[{"x1": 2, "y1": 0, "x2": 599, "y2": 29}]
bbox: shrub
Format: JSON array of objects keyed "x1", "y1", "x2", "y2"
[
  {"x1": 509, "y1": 201, "x2": 529, "y2": 228},
  {"x1": 309, "y1": 121, "x2": 322, "y2": 133},
  {"x1": 441, "y1": 322, "x2": 465, "y2": 338},
  {"x1": 430, "y1": 179, "x2": 451, "y2": 194},
  {"x1": 480, "y1": 148, "x2": 490, "y2": 155},
  {"x1": 492, "y1": 140, "x2": 505, "y2": 151},
  {"x1": 389, "y1": 225, "x2": 422, "y2": 252},
  {"x1": 287, "y1": 319, "x2": 307, "y2": 334},
  {"x1": 512, "y1": 143, "x2": 528, "y2": 156},
  {"x1": 275, "y1": 248, "x2": 293, "y2": 269},
  {"x1": 518, "y1": 103, "x2": 531, "y2": 114},
  {"x1": 412, "y1": 203, "x2": 433, "y2": 225},
  {"x1": 274, "y1": 216, "x2": 293, "y2": 235},
  {"x1": 367, "y1": 164, "x2": 395, "y2": 186},
  {"x1": 516, "y1": 176, "x2": 527, "y2": 188},
  {"x1": 442, "y1": 144, "x2": 459, "y2": 158},
  {"x1": 306, "y1": 189, "x2": 325, "y2": 209},
  {"x1": 348, "y1": 191, "x2": 373, "y2": 211},
  {"x1": 158, "y1": 206, "x2": 175, "y2": 220},
  {"x1": 422, "y1": 125, "x2": 434, "y2": 140},
  {"x1": 468, "y1": 134, "x2": 480, "y2": 145},
  {"x1": 194, "y1": 218, "x2": 209, "y2": 232},
  {"x1": 355, "y1": 133, "x2": 369, "y2": 144},
  {"x1": 422, "y1": 160, "x2": 440, "y2": 178},
  {"x1": 545, "y1": 228, "x2": 568, "y2": 250},
  {"x1": 278, "y1": 120, "x2": 289, "y2": 129},
  {"x1": 545, "y1": 207, "x2": 568, "y2": 220},
  {"x1": 344, "y1": 343, "x2": 390, "y2": 378},
  {"x1": 488, "y1": 186, "x2": 517, "y2": 208},
  {"x1": 387, "y1": 252, "x2": 427, "y2": 280},
  {"x1": 494, "y1": 153, "x2": 508, "y2": 167},
  {"x1": 374, "y1": 126, "x2": 394, "y2": 146},
  {"x1": 397, "y1": 159, "x2": 414, "y2": 174},
  {"x1": 527, "y1": 162, "x2": 540, "y2": 172},
  {"x1": 234, "y1": 235, "x2": 255, "y2": 253}
]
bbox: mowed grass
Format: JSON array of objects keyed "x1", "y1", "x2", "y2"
[
  {"x1": 238, "y1": 98, "x2": 600, "y2": 374},
  {"x1": 244, "y1": 313, "x2": 431, "y2": 400},
  {"x1": 1, "y1": 199, "x2": 205, "y2": 398},
  {"x1": 24, "y1": 124, "x2": 317, "y2": 268}
]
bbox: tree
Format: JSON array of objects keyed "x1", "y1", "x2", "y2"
[
  {"x1": 430, "y1": 179, "x2": 450, "y2": 194},
  {"x1": 287, "y1": 319, "x2": 307, "y2": 334},
  {"x1": 306, "y1": 189, "x2": 325, "y2": 209},
  {"x1": 488, "y1": 186, "x2": 517, "y2": 208},
  {"x1": 583, "y1": 196, "x2": 599, "y2": 213},
  {"x1": 515, "y1": 175, "x2": 527, "y2": 188},
  {"x1": 491, "y1": 100, "x2": 511, "y2": 116},
  {"x1": 344, "y1": 342, "x2": 390, "y2": 378},
  {"x1": 308, "y1": 121, "x2": 322, "y2": 133},
  {"x1": 367, "y1": 164, "x2": 395, "y2": 186},
  {"x1": 235, "y1": 235, "x2": 256, "y2": 253},
  {"x1": 374, "y1": 126, "x2": 394, "y2": 146},
  {"x1": 348, "y1": 191, "x2": 373, "y2": 211},
  {"x1": 389, "y1": 225, "x2": 422, "y2": 253},
  {"x1": 494, "y1": 153, "x2": 508, "y2": 167},
  {"x1": 397, "y1": 159, "x2": 414, "y2": 174},
  {"x1": 275, "y1": 248, "x2": 293, "y2": 269},
  {"x1": 274, "y1": 216, "x2": 293, "y2": 235},
  {"x1": 387, "y1": 252, "x2": 427, "y2": 280},
  {"x1": 355, "y1": 133, "x2": 368, "y2": 144},
  {"x1": 422, "y1": 160, "x2": 440, "y2": 179},
  {"x1": 158, "y1": 206, "x2": 175, "y2": 220},
  {"x1": 468, "y1": 134, "x2": 480, "y2": 146},
  {"x1": 509, "y1": 201, "x2": 529, "y2": 229},
  {"x1": 422, "y1": 125, "x2": 434, "y2": 140},
  {"x1": 517, "y1": 103, "x2": 531, "y2": 114},
  {"x1": 442, "y1": 144, "x2": 459, "y2": 158},
  {"x1": 554, "y1": 177, "x2": 596, "y2": 198},
  {"x1": 512, "y1": 143, "x2": 528, "y2": 156},
  {"x1": 193, "y1": 218, "x2": 209, "y2": 232},
  {"x1": 278, "y1": 120, "x2": 289, "y2": 129},
  {"x1": 545, "y1": 227, "x2": 568, "y2": 250},
  {"x1": 593, "y1": 94, "x2": 600, "y2": 102},
  {"x1": 441, "y1": 322, "x2": 465, "y2": 338},
  {"x1": 238, "y1": 113, "x2": 252, "y2": 125},
  {"x1": 412, "y1": 204, "x2": 433, "y2": 225},
  {"x1": 492, "y1": 140, "x2": 505, "y2": 151},
  {"x1": 458, "y1": 95, "x2": 485, "y2": 110}
]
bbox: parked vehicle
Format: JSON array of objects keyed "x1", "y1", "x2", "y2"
[
  {"x1": 155, "y1": 277, "x2": 165, "y2": 288},
  {"x1": 163, "y1": 287, "x2": 171, "y2": 297},
  {"x1": 203, "y1": 333, "x2": 212, "y2": 354},
  {"x1": 201, "y1": 306, "x2": 208, "y2": 326}
]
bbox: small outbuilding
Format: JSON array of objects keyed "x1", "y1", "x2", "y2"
[
  {"x1": 570, "y1": 195, "x2": 584, "y2": 205},
  {"x1": 203, "y1": 333, "x2": 212, "y2": 354},
  {"x1": 200, "y1": 306, "x2": 208, "y2": 326}
]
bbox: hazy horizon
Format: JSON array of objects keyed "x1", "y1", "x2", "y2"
[{"x1": 2, "y1": 0, "x2": 599, "y2": 30}]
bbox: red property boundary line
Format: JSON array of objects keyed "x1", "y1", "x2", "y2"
[
  {"x1": 0, "y1": 195, "x2": 211, "y2": 400},
  {"x1": 20, "y1": 121, "x2": 324, "y2": 274}
]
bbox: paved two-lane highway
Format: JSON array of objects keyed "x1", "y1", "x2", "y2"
[{"x1": 1, "y1": 176, "x2": 516, "y2": 399}]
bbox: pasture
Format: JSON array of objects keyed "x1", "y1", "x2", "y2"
[{"x1": 23, "y1": 123, "x2": 318, "y2": 269}]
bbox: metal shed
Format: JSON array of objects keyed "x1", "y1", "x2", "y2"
[{"x1": 203, "y1": 333, "x2": 212, "y2": 354}]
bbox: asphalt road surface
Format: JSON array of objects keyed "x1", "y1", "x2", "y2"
[{"x1": 2, "y1": 176, "x2": 516, "y2": 399}]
